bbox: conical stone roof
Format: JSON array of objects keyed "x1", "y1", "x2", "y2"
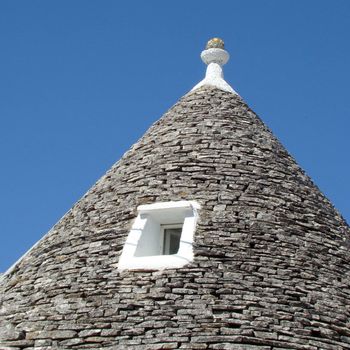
[{"x1": 1, "y1": 40, "x2": 350, "y2": 350}]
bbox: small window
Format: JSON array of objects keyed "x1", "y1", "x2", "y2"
[
  {"x1": 162, "y1": 224, "x2": 182, "y2": 255},
  {"x1": 118, "y1": 201, "x2": 200, "y2": 270}
]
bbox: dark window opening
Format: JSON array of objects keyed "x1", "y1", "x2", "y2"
[{"x1": 162, "y1": 226, "x2": 182, "y2": 255}]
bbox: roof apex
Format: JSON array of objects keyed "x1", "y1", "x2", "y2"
[{"x1": 191, "y1": 38, "x2": 237, "y2": 94}]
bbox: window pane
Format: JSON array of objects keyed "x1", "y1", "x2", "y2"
[{"x1": 163, "y1": 228, "x2": 182, "y2": 255}]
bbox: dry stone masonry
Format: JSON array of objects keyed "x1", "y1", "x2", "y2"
[{"x1": 1, "y1": 39, "x2": 350, "y2": 350}]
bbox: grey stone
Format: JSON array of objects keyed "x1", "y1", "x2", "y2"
[{"x1": 0, "y1": 86, "x2": 349, "y2": 350}]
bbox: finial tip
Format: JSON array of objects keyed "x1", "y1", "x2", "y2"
[{"x1": 206, "y1": 38, "x2": 225, "y2": 50}]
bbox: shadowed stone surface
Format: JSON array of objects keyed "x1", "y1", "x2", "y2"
[{"x1": 0, "y1": 86, "x2": 349, "y2": 349}]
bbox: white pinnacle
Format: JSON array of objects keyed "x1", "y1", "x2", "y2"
[{"x1": 191, "y1": 38, "x2": 237, "y2": 94}]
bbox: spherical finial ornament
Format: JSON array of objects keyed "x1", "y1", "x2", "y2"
[{"x1": 206, "y1": 38, "x2": 225, "y2": 50}]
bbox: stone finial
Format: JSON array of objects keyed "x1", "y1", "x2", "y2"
[{"x1": 191, "y1": 38, "x2": 236, "y2": 94}]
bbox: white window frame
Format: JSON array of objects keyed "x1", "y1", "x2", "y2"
[{"x1": 118, "y1": 200, "x2": 200, "y2": 270}]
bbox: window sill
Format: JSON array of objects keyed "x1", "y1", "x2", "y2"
[{"x1": 118, "y1": 254, "x2": 192, "y2": 271}]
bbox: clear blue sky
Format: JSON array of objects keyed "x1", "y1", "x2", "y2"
[{"x1": 1, "y1": 1, "x2": 349, "y2": 272}]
